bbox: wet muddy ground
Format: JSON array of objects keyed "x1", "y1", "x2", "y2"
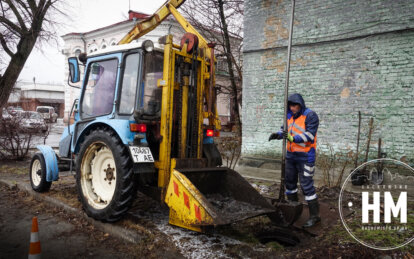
[
  {"x1": 1, "y1": 159, "x2": 413, "y2": 258},
  {"x1": 0, "y1": 183, "x2": 183, "y2": 259},
  {"x1": 205, "y1": 193, "x2": 272, "y2": 222}
]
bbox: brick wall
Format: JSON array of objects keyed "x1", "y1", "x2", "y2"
[{"x1": 242, "y1": 0, "x2": 414, "y2": 162}]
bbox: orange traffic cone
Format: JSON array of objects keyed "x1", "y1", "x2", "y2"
[{"x1": 28, "y1": 217, "x2": 41, "y2": 259}]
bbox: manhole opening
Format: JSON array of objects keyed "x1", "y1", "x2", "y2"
[{"x1": 256, "y1": 230, "x2": 300, "y2": 247}]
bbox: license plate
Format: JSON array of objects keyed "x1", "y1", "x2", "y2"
[{"x1": 129, "y1": 146, "x2": 154, "y2": 163}]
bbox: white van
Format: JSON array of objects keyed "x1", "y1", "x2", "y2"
[{"x1": 36, "y1": 106, "x2": 58, "y2": 123}]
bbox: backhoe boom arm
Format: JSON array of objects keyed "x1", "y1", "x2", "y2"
[
  {"x1": 118, "y1": 0, "x2": 213, "y2": 60},
  {"x1": 118, "y1": 0, "x2": 185, "y2": 44}
]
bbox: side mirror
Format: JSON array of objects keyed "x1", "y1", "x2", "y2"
[{"x1": 68, "y1": 57, "x2": 80, "y2": 83}]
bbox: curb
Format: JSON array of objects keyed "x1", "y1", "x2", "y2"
[
  {"x1": 237, "y1": 156, "x2": 282, "y2": 170},
  {"x1": 0, "y1": 179, "x2": 142, "y2": 244}
]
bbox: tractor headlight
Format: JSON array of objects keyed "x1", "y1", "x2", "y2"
[{"x1": 142, "y1": 40, "x2": 154, "y2": 52}]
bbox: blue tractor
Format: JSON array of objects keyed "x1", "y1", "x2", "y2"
[{"x1": 29, "y1": 1, "x2": 277, "y2": 232}]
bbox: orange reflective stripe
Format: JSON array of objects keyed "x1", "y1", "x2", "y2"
[{"x1": 292, "y1": 143, "x2": 307, "y2": 152}]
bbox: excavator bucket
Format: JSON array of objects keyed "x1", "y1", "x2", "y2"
[{"x1": 165, "y1": 167, "x2": 276, "y2": 232}]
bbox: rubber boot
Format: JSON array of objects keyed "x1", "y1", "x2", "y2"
[
  {"x1": 302, "y1": 199, "x2": 321, "y2": 228},
  {"x1": 286, "y1": 193, "x2": 298, "y2": 202}
]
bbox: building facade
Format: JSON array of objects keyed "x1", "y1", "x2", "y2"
[
  {"x1": 243, "y1": 0, "x2": 414, "y2": 162},
  {"x1": 7, "y1": 82, "x2": 64, "y2": 117}
]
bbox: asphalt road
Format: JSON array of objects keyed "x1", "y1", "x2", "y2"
[
  {"x1": 0, "y1": 184, "x2": 136, "y2": 259},
  {"x1": 31, "y1": 121, "x2": 65, "y2": 149}
]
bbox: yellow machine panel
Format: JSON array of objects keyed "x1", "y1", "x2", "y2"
[
  {"x1": 165, "y1": 169, "x2": 217, "y2": 232},
  {"x1": 165, "y1": 166, "x2": 276, "y2": 232}
]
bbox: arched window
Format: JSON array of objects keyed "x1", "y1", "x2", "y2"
[
  {"x1": 74, "y1": 49, "x2": 82, "y2": 57},
  {"x1": 100, "y1": 40, "x2": 107, "y2": 49},
  {"x1": 109, "y1": 39, "x2": 117, "y2": 46}
]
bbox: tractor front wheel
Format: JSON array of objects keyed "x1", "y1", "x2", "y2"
[
  {"x1": 30, "y1": 153, "x2": 52, "y2": 192},
  {"x1": 76, "y1": 128, "x2": 136, "y2": 222}
]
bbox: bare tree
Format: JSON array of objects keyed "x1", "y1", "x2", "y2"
[
  {"x1": 0, "y1": 113, "x2": 42, "y2": 160},
  {"x1": 181, "y1": 0, "x2": 243, "y2": 133},
  {"x1": 0, "y1": 0, "x2": 62, "y2": 108}
]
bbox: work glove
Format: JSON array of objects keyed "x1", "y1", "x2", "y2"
[
  {"x1": 283, "y1": 130, "x2": 294, "y2": 142},
  {"x1": 268, "y1": 133, "x2": 282, "y2": 141}
]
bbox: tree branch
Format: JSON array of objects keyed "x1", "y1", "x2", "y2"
[
  {"x1": 40, "y1": 0, "x2": 53, "y2": 19},
  {"x1": 15, "y1": 0, "x2": 33, "y2": 19},
  {"x1": 0, "y1": 16, "x2": 24, "y2": 35},
  {"x1": 37, "y1": 0, "x2": 47, "y2": 13},
  {"x1": 0, "y1": 0, "x2": 5, "y2": 17},
  {"x1": 4, "y1": 0, "x2": 28, "y2": 32},
  {"x1": 0, "y1": 33, "x2": 14, "y2": 57},
  {"x1": 27, "y1": 0, "x2": 37, "y2": 13}
]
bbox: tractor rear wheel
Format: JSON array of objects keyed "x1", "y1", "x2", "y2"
[{"x1": 76, "y1": 128, "x2": 136, "y2": 222}]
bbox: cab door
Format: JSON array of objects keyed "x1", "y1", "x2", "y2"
[{"x1": 79, "y1": 54, "x2": 121, "y2": 119}]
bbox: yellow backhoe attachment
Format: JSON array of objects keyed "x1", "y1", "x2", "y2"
[
  {"x1": 118, "y1": 0, "x2": 276, "y2": 233},
  {"x1": 165, "y1": 167, "x2": 276, "y2": 232}
]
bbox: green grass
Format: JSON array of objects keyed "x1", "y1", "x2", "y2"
[
  {"x1": 0, "y1": 165, "x2": 27, "y2": 175},
  {"x1": 344, "y1": 208, "x2": 414, "y2": 250},
  {"x1": 265, "y1": 241, "x2": 284, "y2": 250}
]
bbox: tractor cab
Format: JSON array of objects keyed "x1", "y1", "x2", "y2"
[
  {"x1": 66, "y1": 41, "x2": 165, "y2": 160},
  {"x1": 69, "y1": 41, "x2": 162, "y2": 124}
]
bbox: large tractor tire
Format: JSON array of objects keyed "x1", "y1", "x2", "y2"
[
  {"x1": 76, "y1": 128, "x2": 136, "y2": 222},
  {"x1": 30, "y1": 153, "x2": 52, "y2": 192}
]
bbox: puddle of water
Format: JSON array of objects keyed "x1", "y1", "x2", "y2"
[{"x1": 251, "y1": 183, "x2": 271, "y2": 195}]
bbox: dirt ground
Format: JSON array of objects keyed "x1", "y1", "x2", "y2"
[
  {"x1": 0, "y1": 183, "x2": 185, "y2": 259},
  {"x1": 1, "y1": 159, "x2": 413, "y2": 258},
  {"x1": 0, "y1": 160, "x2": 183, "y2": 259}
]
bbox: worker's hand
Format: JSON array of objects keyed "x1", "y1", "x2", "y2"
[
  {"x1": 283, "y1": 130, "x2": 294, "y2": 142},
  {"x1": 268, "y1": 133, "x2": 282, "y2": 141}
]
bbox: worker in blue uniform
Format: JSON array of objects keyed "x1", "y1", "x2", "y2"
[{"x1": 269, "y1": 93, "x2": 320, "y2": 228}]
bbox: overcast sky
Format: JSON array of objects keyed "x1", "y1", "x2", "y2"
[{"x1": 18, "y1": 0, "x2": 167, "y2": 85}]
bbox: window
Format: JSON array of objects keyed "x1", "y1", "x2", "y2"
[
  {"x1": 119, "y1": 53, "x2": 140, "y2": 114},
  {"x1": 74, "y1": 49, "x2": 82, "y2": 57},
  {"x1": 217, "y1": 57, "x2": 228, "y2": 73},
  {"x1": 37, "y1": 108, "x2": 49, "y2": 113},
  {"x1": 141, "y1": 52, "x2": 163, "y2": 115},
  {"x1": 89, "y1": 44, "x2": 98, "y2": 53},
  {"x1": 81, "y1": 59, "x2": 118, "y2": 118}
]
